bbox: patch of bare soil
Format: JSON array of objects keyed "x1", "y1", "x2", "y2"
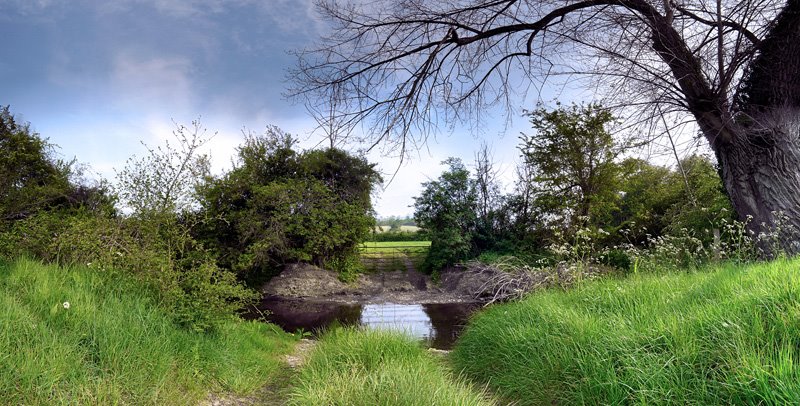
[
  {"x1": 201, "y1": 367, "x2": 295, "y2": 406},
  {"x1": 261, "y1": 262, "x2": 488, "y2": 304},
  {"x1": 284, "y1": 339, "x2": 317, "y2": 369}
]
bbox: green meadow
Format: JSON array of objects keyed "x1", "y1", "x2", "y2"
[
  {"x1": 358, "y1": 241, "x2": 431, "y2": 272},
  {"x1": 0, "y1": 258, "x2": 295, "y2": 405}
]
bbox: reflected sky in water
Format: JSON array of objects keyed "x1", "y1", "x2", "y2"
[
  {"x1": 360, "y1": 303, "x2": 434, "y2": 340},
  {"x1": 245, "y1": 298, "x2": 480, "y2": 349}
]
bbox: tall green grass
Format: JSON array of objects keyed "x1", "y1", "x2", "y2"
[
  {"x1": 451, "y1": 259, "x2": 800, "y2": 404},
  {"x1": 0, "y1": 258, "x2": 295, "y2": 405},
  {"x1": 289, "y1": 327, "x2": 494, "y2": 405}
]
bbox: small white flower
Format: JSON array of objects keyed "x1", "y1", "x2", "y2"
[
  {"x1": 86, "y1": 262, "x2": 92, "y2": 267},
  {"x1": 63, "y1": 302, "x2": 70, "y2": 309}
]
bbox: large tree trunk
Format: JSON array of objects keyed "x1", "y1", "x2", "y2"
[
  {"x1": 717, "y1": 110, "x2": 800, "y2": 256},
  {"x1": 714, "y1": 0, "x2": 800, "y2": 255}
]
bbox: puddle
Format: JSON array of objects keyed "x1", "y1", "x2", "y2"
[{"x1": 245, "y1": 298, "x2": 480, "y2": 349}]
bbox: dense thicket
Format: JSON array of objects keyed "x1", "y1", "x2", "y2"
[
  {"x1": 0, "y1": 106, "x2": 113, "y2": 227},
  {"x1": 197, "y1": 128, "x2": 381, "y2": 280}
]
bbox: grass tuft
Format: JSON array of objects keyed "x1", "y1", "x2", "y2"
[
  {"x1": 0, "y1": 257, "x2": 295, "y2": 405},
  {"x1": 451, "y1": 259, "x2": 800, "y2": 405},
  {"x1": 289, "y1": 327, "x2": 494, "y2": 405}
]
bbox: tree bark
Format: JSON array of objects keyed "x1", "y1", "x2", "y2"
[
  {"x1": 716, "y1": 111, "x2": 800, "y2": 255},
  {"x1": 714, "y1": 0, "x2": 800, "y2": 255}
]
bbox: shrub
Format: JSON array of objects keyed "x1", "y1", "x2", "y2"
[
  {"x1": 198, "y1": 130, "x2": 381, "y2": 280},
  {"x1": 0, "y1": 210, "x2": 255, "y2": 331},
  {"x1": 324, "y1": 251, "x2": 364, "y2": 283}
]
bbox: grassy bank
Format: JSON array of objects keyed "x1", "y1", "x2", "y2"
[
  {"x1": 0, "y1": 258, "x2": 295, "y2": 405},
  {"x1": 451, "y1": 259, "x2": 800, "y2": 404},
  {"x1": 289, "y1": 327, "x2": 493, "y2": 405}
]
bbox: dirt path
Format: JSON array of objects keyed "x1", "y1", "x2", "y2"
[
  {"x1": 202, "y1": 339, "x2": 317, "y2": 406},
  {"x1": 284, "y1": 339, "x2": 317, "y2": 369}
]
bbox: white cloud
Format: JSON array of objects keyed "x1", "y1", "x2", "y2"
[{"x1": 110, "y1": 52, "x2": 195, "y2": 111}]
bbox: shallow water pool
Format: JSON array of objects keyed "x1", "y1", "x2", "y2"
[{"x1": 245, "y1": 298, "x2": 480, "y2": 349}]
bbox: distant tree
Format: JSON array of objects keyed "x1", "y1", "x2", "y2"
[
  {"x1": 520, "y1": 103, "x2": 620, "y2": 230},
  {"x1": 414, "y1": 158, "x2": 478, "y2": 270}
]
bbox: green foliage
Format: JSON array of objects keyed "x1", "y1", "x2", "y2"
[
  {"x1": 452, "y1": 259, "x2": 800, "y2": 405},
  {"x1": 115, "y1": 120, "x2": 211, "y2": 216},
  {"x1": 325, "y1": 252, "x2": 364, "y2": 282},
  {"x1": 611, "y1": 158, "x2": 678, "y2": 238},
  {"x1": 610, "y1": 155, "x2": 735, "y2": 246},
  {"x1": 598, "y1": 248, "x2": 632, "y2": 271},
  {"x1": 414, "y1": 158, "x2": 478, "y2": 271},
  {"x1": 368, "y1": 230, "x2": 428, "y2": 242},
  {"x1": 0, "y1": 258, "x2": 294, "y2": 405},
  {"x1": 289, "y1": 327, "x2": 494, "y2": 405},
  {"x1": 198, "y1": 128, "x2": 381, "y2": 280},
  {"x1": 0, "y1": 106, "x2": 71, "y2": 225},
  {"x1": 0, "y1": 106, "x2": 112, "y2": 228},
  {"x1": 520, "y1": 103, "x2": 620, "y2": 229},
  {"x1": 664, "y1": 155, "x2": 736, "y2": 239}
]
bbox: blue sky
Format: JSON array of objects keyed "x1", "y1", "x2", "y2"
[{"x1": 0, "y1": 0, "x2": 567, "y2": 217}]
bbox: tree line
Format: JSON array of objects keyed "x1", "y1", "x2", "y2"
[
  {"x1": 414, "y1": 103, "x2": 736, "y2": 271},
  {"x1": 0, "y1": 106, "x2": 380, "y2": 330}
]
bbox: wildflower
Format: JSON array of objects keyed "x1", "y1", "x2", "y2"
[{"x1": 63, "y1": 302, "x2": 70, "y2": 309}]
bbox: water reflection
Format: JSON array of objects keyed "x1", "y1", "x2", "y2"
[
  {"x1": 245, "y1": 298, "x2": 480, "y2": 349},
  {"x1": 360, "y1": 303, "x2": 433, "y2": 340}
]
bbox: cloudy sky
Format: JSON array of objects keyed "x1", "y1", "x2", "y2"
[{"x1": 0, "y1": 0, "x2": 570, "y2": 217}]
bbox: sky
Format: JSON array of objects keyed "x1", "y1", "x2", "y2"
[
  {"x1": 0, "y1": 0, "x2": 698, "y2": 217},
  {"x1": 0, "y1": 0, "x2": 545, "y2": 217}
]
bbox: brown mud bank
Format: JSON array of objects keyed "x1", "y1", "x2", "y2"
[{"x1": 260, "y1": 263, "x2": 494, "y2": 304}]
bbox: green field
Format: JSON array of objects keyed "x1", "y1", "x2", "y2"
[{"x1": 358, "y1": 241, "x2": 431, "y2": 272}]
